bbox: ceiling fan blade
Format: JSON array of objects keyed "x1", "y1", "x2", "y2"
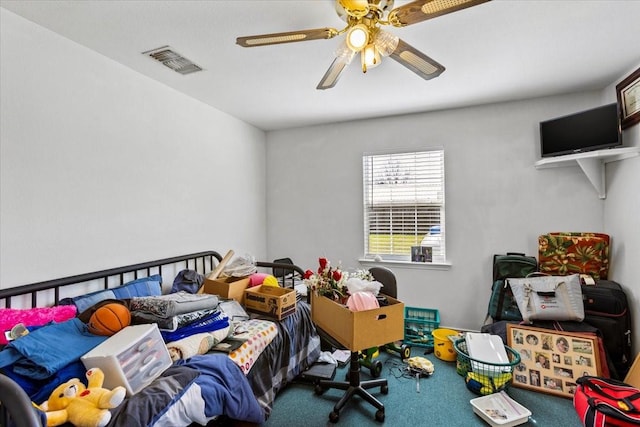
[
  {"x1": 316, "y1": 42, "x2": 356, "y2": 90},
  {"x1": 388, "y1": 0, "x2": 490, "y2": 27},
  {"x1": 388, "y1": 38, "x2": 445, "y2": 80},
  {"x1": 237, "y1": 28, "x2": 338, "y2": 47}
]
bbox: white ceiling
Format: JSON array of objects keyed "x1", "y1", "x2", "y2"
[{"x1": 2, "y1": 0, "x2": 640, "y2": 131}]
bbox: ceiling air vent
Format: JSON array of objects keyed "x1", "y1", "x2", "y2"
[{"x1": 143, "y1": 46, "x2": 203, "y2": 75}]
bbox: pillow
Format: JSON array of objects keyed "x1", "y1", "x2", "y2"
[
  {"x1": 60, "y1": 274, "x2": 162, "y2": 313},
  {"x1": 112, "y1": 274, "x2": 163, "y2": 299},
  {"x1": 0, "y1": 305, "x2": 78, "y2": 345}
]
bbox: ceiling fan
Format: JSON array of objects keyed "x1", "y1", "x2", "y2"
[{"x1": 236, "y1": 0, "x2": 490, "y2": 90}]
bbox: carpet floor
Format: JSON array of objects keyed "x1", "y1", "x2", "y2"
[{"x1": 263, "y1": 348, "x2": 583, "y2": 426}]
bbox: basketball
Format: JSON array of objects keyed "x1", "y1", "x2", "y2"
[{"x1": 88, "y1": 303, "x2": 131, "y2": 336}]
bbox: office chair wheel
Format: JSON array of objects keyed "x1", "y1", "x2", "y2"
[
  {"x1": 314, "y1": 384, "x2": 326, "y2": 395},
  {"x1": 381, "y1": 384, "x2": 389, "y2": 394},
  {"x1": 370, "y1": 359, "x2": 383, "y2": 378},
  {"x1": 330, "y1": 411, "x2": 340, "y2": 423},
  {"x1": 400, "y1": 344, "x2": 411, "y2": 360},
  {"x1": 375, "y1": 409, "x2": 385, "y2": 422}
]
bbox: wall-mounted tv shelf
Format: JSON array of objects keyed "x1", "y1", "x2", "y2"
[{"x1": 534, "y1": 147, "x2": 639, "y2": 199}]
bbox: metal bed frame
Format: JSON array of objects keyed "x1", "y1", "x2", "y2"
[
  {"x1": 0, "y1": 252, "x2": 306, "y2": 309},
  {"x1": 0, "y1": 251, "x2": 223, "y2": 309},
  {"x1": 0, "y1": 250, "x2": 306, "y2": 427}
]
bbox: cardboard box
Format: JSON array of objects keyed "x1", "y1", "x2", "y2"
[
  {"x1": 244, "y1": 285, "x2": 296, "y2": 320},
  {"x1": 198, "y1": 275, "x2": 250, "y2": 303},
  {"x1": 311, "y1": 293, "x2": 404, "y2": 351},
  {"x1": 81, "y1": 324, "x2": 171, "y2": 396},
  {"x1": 624, "y1": 353, "x2": 640, "y2": 388}
]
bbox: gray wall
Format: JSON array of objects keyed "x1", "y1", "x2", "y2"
[
  {"x1": 265, "y1": 91, "x2": 639, "y2": 335},
  {"x1": 0, "y1": 10, "x2": 267, "y2": 288}
]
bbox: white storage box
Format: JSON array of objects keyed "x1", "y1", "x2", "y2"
[
  {"x1": 470, "y1": 391, "x2": 531, "y2": 427},
  {"x1": 81, "y1": 323, "x2": 171, "y2": 395},
  {"x1": 466, "y1": 333, "x2": 511, "y2": 376}
]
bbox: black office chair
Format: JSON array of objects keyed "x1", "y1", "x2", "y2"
[
  {"x1": 369, "y1": 266, "x2": 397, "y2": 299},
  {"x1": 314, "y1": 267, "x2": 405, "y2": 423},
  {"x1": 271, "y1": 257, "x2": 295, "y2": 280},
  {"x1": 359, "y1": 267, "x2": 411, "y2": 377},
  {"x1": 315, "y1": 343, "x2": 389, "y2": 423}
]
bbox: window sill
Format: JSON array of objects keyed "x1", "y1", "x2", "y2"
[{"x1": 358, "y1": 258, "x2": 451, "y2": 270}]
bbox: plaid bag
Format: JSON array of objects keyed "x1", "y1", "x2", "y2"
[{"x1": 574, "y1": 376, "x2": 640, "y2": 426}]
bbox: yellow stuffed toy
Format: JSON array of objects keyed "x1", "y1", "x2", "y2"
[{"x1": 37, "y1": 368, "x2": 126, "y2": 427}]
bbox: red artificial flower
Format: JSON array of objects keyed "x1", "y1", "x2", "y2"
[
  {"x1": 319, "y1": 257, "x2": 328, "y2": 269},
  {"x1": 332, "y1": 270, "x2": 342, "y2": 281},
  {"x1": 304, "y1": 269, "x2": 314, "y2": 279}
]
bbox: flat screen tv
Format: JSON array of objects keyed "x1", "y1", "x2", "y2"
[{"x1": 539, "y1": 103, "x2": 622, "y2": 158}]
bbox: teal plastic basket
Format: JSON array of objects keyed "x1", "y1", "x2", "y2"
[{"x1": 404, "y1": 307, "x2": 440, "y2": 347}]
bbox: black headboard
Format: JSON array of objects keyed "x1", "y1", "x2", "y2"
[{"x1": 0, "y1": 251, "x2": 223, "y2": 309}]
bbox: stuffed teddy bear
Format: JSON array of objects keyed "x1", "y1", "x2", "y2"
[{"x1": 37, "y1": 368, "x2": 126, "y2": 427}]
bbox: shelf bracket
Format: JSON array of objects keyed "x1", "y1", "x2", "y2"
[
  {"x1": 534, "y1": 147, "x2": 639, "y2": 200},
  {"x1": 576, "y1": 158, "x2": 605, "y2": 199}
]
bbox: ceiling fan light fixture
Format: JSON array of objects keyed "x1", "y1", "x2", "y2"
[
  {"x1": 374, "y1": 29, "x2": 399, "y2": 57},
  {"x1": 237, "y1": 0, "x2": 491, "y2": 89},
  {"x1": 361, "y1": 44, "x2": 381, "y2": 72},
  {"x1": 346, "y1": 24, "x2": 369, "y2": 51}
]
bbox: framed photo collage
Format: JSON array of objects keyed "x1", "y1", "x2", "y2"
[{"x1": 506, "y1": 324, "x2": 602, "y2": 398}]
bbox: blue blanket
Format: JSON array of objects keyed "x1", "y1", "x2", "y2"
[
  {"x1": 106, "y1": 364, "x2": 200, "y2": 427},
  {"x1": 178, "y1": 355, "x2": 264, "y2": 423},
  {"x1": 0, "y1": 318, "x2": 106, "y2": 380}
]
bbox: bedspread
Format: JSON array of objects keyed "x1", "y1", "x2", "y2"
[
  {"x1": 246, "y1": 301, "x2": 321, "y2": 418},
  {"x1": 176, "y1": 355, "x2": 264, "y2": 423},
  {"x1": 104, "y1": 355, "x2": 263, "y2": 426},
  {"x1": 106, "y1": 364, "x2": 199, "y2": 427}
]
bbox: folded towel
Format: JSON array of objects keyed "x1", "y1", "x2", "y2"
[
  {"x1": 160, "y1": 311, "x2": 229, "y2": 343},
  {"x1": 130, "y1": 291, "x2": 218, "y2": 319}
]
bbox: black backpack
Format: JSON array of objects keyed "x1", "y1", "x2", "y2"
[
  {"x1": 487, "y1": 253, "x2": 537, "y2": 321},
  {"x1": 171, "y1": 269, "x2": 204, "y2": 294}
]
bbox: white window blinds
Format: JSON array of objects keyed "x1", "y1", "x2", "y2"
[{"x1": 362, "y1": 149, "x2": 445, "y2": 261}]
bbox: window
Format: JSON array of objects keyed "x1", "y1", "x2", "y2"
[{"x1": 362, "y1": 149, "x2": 445, "y2": 262}]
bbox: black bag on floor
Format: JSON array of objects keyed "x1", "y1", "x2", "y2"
[
  {"x1": 582, "y1": 279, "x2": 632, "y2": 380},
  {"x1": 487, "y1": 253, "x2": 538, "y2": 321}
]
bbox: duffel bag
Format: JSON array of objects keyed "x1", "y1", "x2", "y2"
[
  {"x1": 508, "y1": 273, "x2": 584, "y2": 324},
  {"x1": 574, "y1": 376, "x2": 640, "y2": 426}
]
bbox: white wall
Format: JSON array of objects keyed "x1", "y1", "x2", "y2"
[
  {"x1": 2, "y1": 9, "x2": 638, "y2": 352},
  {"x1": 265, "y1": 92, "x2": 634, "y2": 332},
  {"x1": 0, "y1": 10, "x2": 267, "y2": 288},
  {"x1": 602, "y1": 64, "x2": 640, "y2": 355}
]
